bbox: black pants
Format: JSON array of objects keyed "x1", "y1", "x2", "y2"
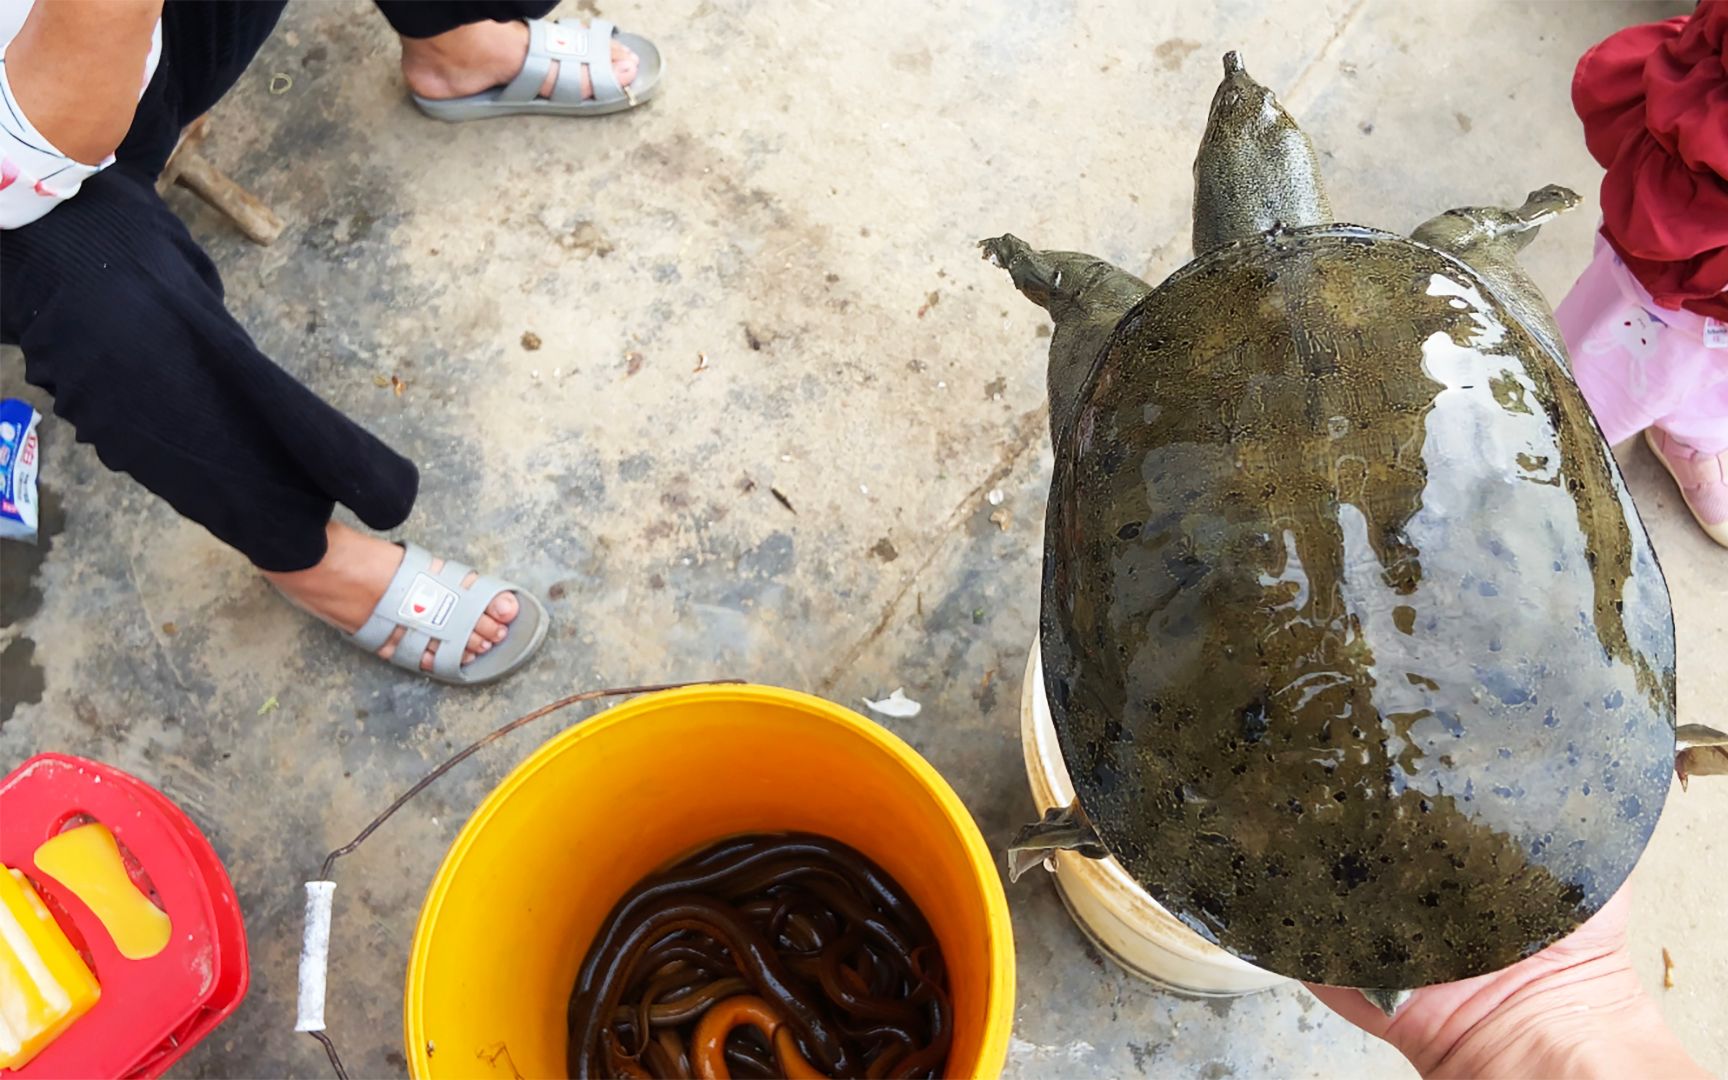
[{"x1": 0, "y1": 0, "x2": 554, "y2": 571}]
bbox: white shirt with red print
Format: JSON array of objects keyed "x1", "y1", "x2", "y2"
[{"x1": 0, "y1": 0, "x2": 162, "y2": 229}]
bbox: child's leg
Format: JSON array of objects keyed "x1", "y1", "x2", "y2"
[
  {"x1": 1557, "y1": 233, "x2": 1728, "y2": 545},
  {"x1": 1652, "y1": 364, "x2": 1728, "y2": 456},
  {"x1": 1643, "y1": 328, "x2": 1728, "y2": 545},
  {"x1": 1644, "y1": 426, "x2": 1728, "y2": 546},
  {"x1": 1555, "y1": 235, "x2": 1666, "y2": 446}
]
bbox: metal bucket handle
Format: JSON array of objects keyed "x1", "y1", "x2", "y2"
[{"x1": 294, "y1": 679, "x2": 742, "y2": 1078}]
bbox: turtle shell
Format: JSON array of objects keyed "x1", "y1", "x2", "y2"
[{"x1": 1041, "y1": 224, "x2": 1676, "y2": 988}]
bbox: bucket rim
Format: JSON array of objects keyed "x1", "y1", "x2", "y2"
[{"x1": 403, "y1": 681, "x2": 1015, "y2": 1079}]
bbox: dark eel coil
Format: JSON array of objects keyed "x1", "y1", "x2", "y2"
[{"x1": 566, "y1": 834, "x2": 952, "y2": 1079}]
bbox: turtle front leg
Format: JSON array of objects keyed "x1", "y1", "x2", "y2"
[
  {"x1": 979, "y1": 234, "x2": 1152, "y2": 321},
  {"x1": 1505, "y1": 183, "x2": 1584, "y2": 231},
  {"x1": 1411, "y1": 185, "x2": 1582, "y2": 365},
  {"x1": 979, "y1": 233, "x2": 1073, "y2": 311},
  {"x1": 1412, "y1": 184, "x2": 1582, "y2": 258},
  {"x1": 981, "y1": 235, "x2": 1153, "y2": 443}
]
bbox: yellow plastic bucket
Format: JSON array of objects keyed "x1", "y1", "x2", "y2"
[{"x1": 404, "y1": 683, "x2": 1015, "y2": 1078}]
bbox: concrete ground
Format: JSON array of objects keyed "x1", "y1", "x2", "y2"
[{"x1": 2, "y1": 0, "x2": 1721, "y2": 1076}]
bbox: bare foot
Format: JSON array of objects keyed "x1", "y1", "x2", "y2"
[
  {"x1": 264, "y1": 522, "x2": 520, "y2": 673},
  {"x1": 399, "y1": 18, "x2": 639, "y2": 102}
]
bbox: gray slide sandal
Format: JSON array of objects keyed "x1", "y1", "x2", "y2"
[
  {"x1": 412, "y1": 17, "x2": 664, "y2": 121},
  {"x1": 347, "y1": 543, "x2": 551, "y2": 685}
]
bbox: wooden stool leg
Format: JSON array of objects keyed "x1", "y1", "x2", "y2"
[
  {"x1": 158, "y1": 115, "x2": 285, "y2": 247},
  {"x1": 173, "y1": 153, "x2": 285, "y2": 246}
]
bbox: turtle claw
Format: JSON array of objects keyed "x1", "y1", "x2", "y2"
[
  {"x1": 980, "y1": 234, "x2": 1066, "y2": 310},
  {"x1": 1359, "y1": 988, "x2": 1413, "y2": 1016},
  {"x1": 979, "y1": 234, "x2": 1031, "y2": 270},
  {"x1": 1006, "y1": 847, "x2": 1058, "y2": 883}
]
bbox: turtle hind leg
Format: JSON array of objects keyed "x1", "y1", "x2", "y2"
[
  {"x1": 1006, "y1": 799, "x2": 1110, "y2": 882},
  {"x1": 1411, "y1": 185, "x2": 1582, "y2": 365},
  {"x1": 1676, "y1": 723, "x2": 1728, "y2": 791}
]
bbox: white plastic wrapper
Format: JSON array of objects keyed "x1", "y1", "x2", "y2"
[
  {"x1": 863, "y1": 688, "x2": 923, "y2": 718},
  {"x1": 0, "y1": 399, "x2": 41, "y2": 543}
]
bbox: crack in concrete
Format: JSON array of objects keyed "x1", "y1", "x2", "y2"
[
  {"x1": 817, "y1": 405, "x2": 1048, "y2": 693},
  {"x1": 126, "y1": 545, "x2": 190, "y2": 693},
  {"x1": 1280, "y1": 0, "x2": 1370, "y2": 112}
]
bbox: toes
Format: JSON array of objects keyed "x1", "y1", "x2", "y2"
[
  {"x1": 420, "y1": 642, "x2": 479, "y2": 671},
  {"x1": 488, "y1": 591, "x2": 520, "y2": 626},
  {"x1": 387, "y1": 565, "x2": 519, "y2": 672},
  {"x1": 386, "y1": 572, "x2": 512, "y2": 671},
  {"x1": 462, "y1": 608, "x2": 507, "y2": 659},
  {"x1": 611, "y1": 41, "x2": 639, "y2": 87},
  {"x1": 417, "y1": 638, "x2": 484, "y2": 672},
  {"x1": 377, "y1": 624, "x2": 407, "y2": 661},
  {"x1": 460, "y1": 572, "x2": 517, "y2": 640}
]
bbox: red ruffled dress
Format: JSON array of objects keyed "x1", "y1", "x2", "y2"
[{"x1": 1556, "y1": 1, "x2": 1728, "y2": 540}]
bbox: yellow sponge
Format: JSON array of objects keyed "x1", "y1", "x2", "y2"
[
  {"x1": 34, "y1": 824, "x2": 171, "y2": 962},
  {"x1": 0, "y1": 866, "x2": 101, "y2": 1070}
]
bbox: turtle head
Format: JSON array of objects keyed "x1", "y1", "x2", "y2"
[
  {"x1": 1192, "y1": 50, "x2": 1332, "y2": 253},
  {"x1": 1205, "y1": 50, "x2": 1279, "y2": 129}
]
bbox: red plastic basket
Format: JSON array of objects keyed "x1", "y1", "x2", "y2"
[{"x1": 0, "y1": 754, "x2": 249, "y2": 1078}]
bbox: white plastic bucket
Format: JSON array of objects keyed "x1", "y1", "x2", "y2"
[{"x1": 1020, "y1": 641, "x2": 1286, "y2": 996}]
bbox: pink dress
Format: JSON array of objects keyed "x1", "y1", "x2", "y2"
[{"x1": 1556, "y1": 232, "x2": 1728, "y2": 456}]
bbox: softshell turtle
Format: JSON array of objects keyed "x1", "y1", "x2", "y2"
[{"x1": 986, "y1": 52, "x2": 1682, "y2": 1004}]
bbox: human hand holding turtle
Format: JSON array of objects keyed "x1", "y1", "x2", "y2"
[{"x1": 1306, "y1": 887, "x2": 1706, "y2": 1079}]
